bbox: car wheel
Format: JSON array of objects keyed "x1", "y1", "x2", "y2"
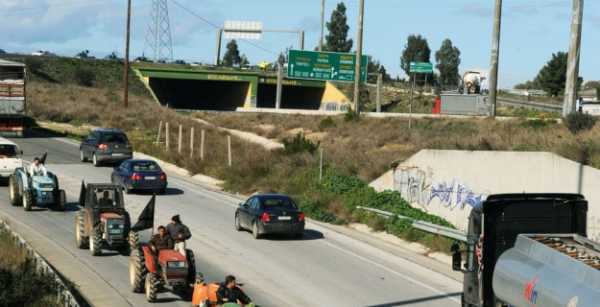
[
  {"x1": 252, "y1": 221, "x2": 261, "y2": 240},
  {"x1": 235, "y1": 214, "x2": 243, "y2": 231},
  {"x1": 92, "y1": 153, "x2": 99, "y2": 167},
  {"x1": 80, "y1": 150, "x2": 87, "y2": 162}
]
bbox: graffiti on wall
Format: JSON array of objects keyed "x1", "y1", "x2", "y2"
[{"x1": 394, "y1": 167, "x2": 486, "y2": 211}]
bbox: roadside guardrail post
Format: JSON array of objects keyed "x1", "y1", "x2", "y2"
[{"x1": 190, "y1": 127, "x2": 195, "y2": 158}]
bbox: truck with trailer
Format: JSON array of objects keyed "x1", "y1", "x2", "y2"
[
  {"x1": 451, "y1": 193, "x2": 599, "y2": 307},
  {"x1": 0, "y1": 59, "x2": 26, "y2": 137},
  {"x1": 436, "y1": 69, "x2": 490, "y2": 116}
]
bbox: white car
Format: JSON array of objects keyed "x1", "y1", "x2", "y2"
[{"x1": 0, "y1": 137, "x2": 23, "y2": 180}]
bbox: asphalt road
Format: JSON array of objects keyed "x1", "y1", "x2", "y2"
[{"x1": 0, "y1": 136, "x2": 461, "y2": 307}]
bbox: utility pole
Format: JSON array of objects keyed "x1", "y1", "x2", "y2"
[
  {"x1": 123, "y1": 0, "x2": 132, "y2": 108},
  {"x1": 276, "y1": 63, "x2": 283, "y2": 109},
  {"x1": 319, "y1": 0, "x2": 325, "y2": 51},
  {"x1": 353, "y1": 0, "x2": 365, "y2": 115},
  {"x1": 488, "y1": 0, "x2": 503, "y2": 118},
  {"x1": 299, "y1": 31, "x2": 305, "y2": 50},
  {"x1": 563, "y1": 0, "x2": 584, "y2": 117},
  {"x1": 215, "y1": 29, "x2": 223, "y2": 66}
]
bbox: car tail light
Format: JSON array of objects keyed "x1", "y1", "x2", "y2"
[
  {"x1": 98, "y1": 143, "x2": 108, "y2": 150},
  {"x1": 260, "y1": 212, "x2": 270, "y2": 223},
  {"x1": 131, "y1": 173, "x2": 142, "y2": 181},
  {"x1": 160, "y1": 172, "x2": 166, "y2": 181},
  {"x1": 298, "y1": 212, "x2": 305, "y2": 222}
]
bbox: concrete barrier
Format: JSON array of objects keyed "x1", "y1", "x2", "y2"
[
  {"x1": 0, "y1": 221, "x2": 82, "y2": 307},
  {"x1": 369, "y1": 150, "x2": 600, "y2": 241}
]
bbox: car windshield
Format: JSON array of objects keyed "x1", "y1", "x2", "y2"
[
  {"x1": 100, "y1": 133, "x2": 128, "y2": 144},
  {"x1": 132, "y1": 161, "x2": 160, "y2": 172},
  {"x1": 0, "y1": 144, "x2": 17, "y2": 157},
  {"x1": 260, "y1": 197, "x2": 297, "y2": 211}
]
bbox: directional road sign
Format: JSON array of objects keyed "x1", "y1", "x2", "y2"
[
  {"x1": 287, "y1": 50, "x2": 368, "y2": 82},
  {"x1": 410, "y1": 62, "x2": 433, "y2": 74}
]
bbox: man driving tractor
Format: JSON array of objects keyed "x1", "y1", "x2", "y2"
[
  {"x1": 97, "y1": 190, "x2": 114, "y2": 207},
  {"x1": 216, "y1": 275, "x2": 252, "y2": 306},
  {"x1": 28, "y1": 157, "x2": 47, "y2": 177},
  {"x1": 150, "y1": 225, "x2": 174, "y2": 252}
]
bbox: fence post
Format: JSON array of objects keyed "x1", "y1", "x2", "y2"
[
  {"x1": 190, "y1": 127, "x2": 195, "y2": 158},
  {"x1": 165, "y1": 122, "x2": 170, "y2": 150},
  {"x1": 178, "y1": 125, "x2": 183, "y2": 154},
  {"x1": 200, "y1": 130, "x2": 205, "y2": 161},
  {"x1": 319, "y1": 148, "x2": 323, "y2": 181},
  {"x1": 156, "y1": 120, "x2": 163, "y2": 143},
  {"x1": 227, "y1": 135, "x2": 232, "y2": 167}
]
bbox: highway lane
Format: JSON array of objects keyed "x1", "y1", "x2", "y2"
[{"x1": 0, "y1": 136, "x2": 461, "y2": 307}]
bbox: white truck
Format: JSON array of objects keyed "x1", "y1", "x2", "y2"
[
  {"x1": 0, "y1": 137, "x2": 23, "y2": 180},
  {"x1": 462, "y1": 70, "x2": 489, "y2": 95}
]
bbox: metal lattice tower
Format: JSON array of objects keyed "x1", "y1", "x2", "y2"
[{"x1": 145, "y1": 0, "x2": 173, "y2": 62}]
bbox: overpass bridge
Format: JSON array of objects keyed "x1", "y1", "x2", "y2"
[{"x1": 134, "y1": 65, "x2": 351, "y2": 111}]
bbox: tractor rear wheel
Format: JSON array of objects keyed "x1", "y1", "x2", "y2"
[
  {"x1": 54, "y1": 189, "x2": 66, "y2": 211},
  {"x1": 9, "y1": 176, "x2": 21, "y2": 206},
  {"x1": 90, "y1": 224, "x2": 103, "y2": 256},
  {"x1": 128, "y1": 231, "x2": 140, "y2": 250},
  {"x1": 129, "y1": 247, "x2": 147, "y2": 293},
  {"x1": 186, "y1": 249, "x2": 197, "y2": 287},
  {"x1": 145, "y1": 272, "x2": 159, "y2": 302},
  {"x1": 75, "y1": 212, "x2": 89, "y2": 249},
  {"x1": 23, "y1": 190, "x2": 33, "y2": 211}
]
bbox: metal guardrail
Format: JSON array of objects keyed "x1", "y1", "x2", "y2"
[
  {"x1": 356, "y1": 206, "x2": 467, "y2": 242},
  {"x1": 0, "y1": 221, "x2": 82, "y2": 307}
]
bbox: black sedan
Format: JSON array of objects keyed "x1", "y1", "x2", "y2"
[
  {"x1": 235, "y1": 194, "x2": 305, "y2": 239},
  {"x1": 111, "y1": 159, "x2": 167, "y2": 194}
]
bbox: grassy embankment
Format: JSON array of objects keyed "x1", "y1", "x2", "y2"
[
  {"x1": 13, "y1": 54, "x2": 600, "y2": 253},
  {"x1": 0, "y1": 227, "x2": 62, "y2": 307}
]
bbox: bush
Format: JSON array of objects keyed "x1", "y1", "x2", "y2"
[
  {"x1": 25, "y1": 58, "x2": 43, "y2": 73},
  {"x1": 565, "y1": 112, "x2": 597, "y2": 134},
  {"x1": 344, "y1": 109, "x2": 360, "y2": 122},
  {"x1": 318, "y1": 117, "x2": 336, "y2": 130},
  {"x1": 282, "y1": 133, "x2": 319, "y2": 155},
  {"x1": 73, "y1": 67, "x2": 95, "y2": 87}
]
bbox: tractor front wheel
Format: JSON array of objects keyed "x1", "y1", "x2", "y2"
[
  {"x1": 186, "y1": 249, "x2": 197, "y2": 287},
  {"x1": 145, "y1": 273, "x2": 159, "y2": 302},
  {"x1": 75, "y1": 212, "x2": 89, "y2": 249},
  {"x1": 9, "y1": 176, "x2": 21, "y2": 207},
  {"x1": 129, "y1": 247, "x2": 147, "y2": 293},
  {"x1": 128, "y1": 231, "x2": 140, "y2": 250},
  {"x1": 90, "y1": 224, "x2": 103, "y2": 256}
]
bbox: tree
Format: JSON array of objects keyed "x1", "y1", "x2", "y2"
[
  {"x1": 240, "y1": 55, "x2": 249, "y2": 67},
  {"x1": 0, "y1": 49, "x2": 6, "y2": 54},
  {"x1": 105, "y1": 52, "x2": 119, "y2": 61},
  {"x1": 400, "y1": 35, "x2": 431, "y2": 78},
  {"x1": 173, "y1": 59, "x2": 187, "y2": 65},
  {"x1": 366, "y1": 58, "x2": 391, "y2": 83},
  {"x1": 534, "y1": 52, "x2": 583, "y2": 96},
  {"x1": 222, "y1": 40, "x2": 241, "y2": 67},
  {"x1": 514, "y1": 80, "x2": 539, "y2": 90},
  {"x1": 435, "y1": 39, "x2": 461, "y2": 88},
  {"x1": 76, "y1": 50, "x2": 91, "y2": 59},
  {"x1": 324, "y1": 2, "x2": 353, "y2": 52}
]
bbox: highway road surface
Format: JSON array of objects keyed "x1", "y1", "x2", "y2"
[{"x1": 0, "y1": 136, "x2": 461, "y2": 307}]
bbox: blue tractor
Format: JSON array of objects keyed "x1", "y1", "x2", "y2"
[{"x1": 8, "y1": 154, "x2": 66, "y2": 211}]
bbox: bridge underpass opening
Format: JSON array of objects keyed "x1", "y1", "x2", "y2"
[
  {"x1": 257, "y1": 84, "x2": 325, "y2": 109},
  {"x1": 149, "y1": 78, "x2": 249, "y2": 111}
]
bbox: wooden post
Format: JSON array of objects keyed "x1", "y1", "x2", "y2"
[
  {"x1": 190, "y1": 127, "x2": 195, "y2": 158},
  {"x1": 156, "y1": 121, "x2": 163, "y2": 144},
  {"x1": 165, "y1": 122, "x2": 170, "y2": 150},
  {"x1": 178, "y1": 125, "x2": 183, "y2": 154},
  {"x1": 200, "y1": 130, "x2": 205, "y2": 161},
  {"x1": 227, "y1": 135, "x2": 232, "y2": 167}
]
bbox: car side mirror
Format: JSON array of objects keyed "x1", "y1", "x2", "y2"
[{"x1": 451, "y1": 242, "x2": 462, "y2": 271}]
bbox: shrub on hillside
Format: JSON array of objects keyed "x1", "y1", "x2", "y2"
[
  {"x1": 565, "y1": 112, "x2": 597, "y2": 134},
  {"x1": 318, "y1": 117, "x2": 336, "y2": 130},
  {"x1": 282, "y1": 133, "x2": 319, "y2": 155},
  {"x1": 344, "y1": 109, "x2": 360, "y2": 122},
  {"x1": 73, "y1": 67, "x2": 95, "y2": 87},
  {"x1": 25, "y1": 57, "x2": 43, "y2": 73}
]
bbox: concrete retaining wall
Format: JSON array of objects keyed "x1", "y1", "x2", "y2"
[{"x1": 369, "y1": 150, "x2": 600, "y2": 241}]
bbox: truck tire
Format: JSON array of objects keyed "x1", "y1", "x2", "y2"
[
  {"x1": 90, "y1": 224, "x2": 103, "y2": 256},
  {"x1": 23, "y1": 190, "x2": 33, "y2": 211},
  {"x1": 54, "y1": 189, "x2": 66, "y2": 211},
  {"x1": 75, "y1": 212, "x2": 89, "y2": 249},
  {"x1": 9, "y1": 176, "x2": 21, "y2": 206},
  {"x1": 92, "y1": 153, "x2": 99, "y2": 167},
  {"x1": 129, "y1": 247, "x2": 147, "y2": 293},
  {"x1": 145, "y1": 272, "x2": 159, "y2": 302}
]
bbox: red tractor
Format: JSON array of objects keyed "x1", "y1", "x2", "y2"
[{"x1": 129, "y1": 244, "x2": 196, "y2": 302}]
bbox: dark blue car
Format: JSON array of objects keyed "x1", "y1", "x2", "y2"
[{"x1": 111, "y1": 160, "x2": 167, "y2": 194}]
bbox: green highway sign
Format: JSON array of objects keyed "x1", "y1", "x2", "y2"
[
  {"x1": 410, "y1": 62, "x2": 433, "y2": 73},
  {"x1": 287, "y1": 50, "x2": 368, "y2": 82}
]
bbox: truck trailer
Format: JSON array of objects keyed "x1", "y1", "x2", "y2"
[
  {"x1": 0, "y1": 59, "x2": 27, "y2": 137},
  {"x1": 452, "y1": 193, "x2": 591, "y2": 307}
]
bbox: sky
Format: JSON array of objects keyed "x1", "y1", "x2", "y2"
[{"x1": 1, "y1": 0, "x2": 599, "y2": 88}]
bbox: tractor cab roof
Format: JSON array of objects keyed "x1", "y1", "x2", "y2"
[{"x1": 82, "y1": 183, "x2": 124, "y2": 209}]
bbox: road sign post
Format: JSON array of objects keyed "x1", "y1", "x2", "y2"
[
  {"x1": 408, "y1": 62, "x2": 433, "y2": 129},
  {"x1": 287, "y1": 50, "x2": 368, "y2": 82}
]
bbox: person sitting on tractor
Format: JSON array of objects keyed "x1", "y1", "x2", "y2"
[
  {"x1": 97, "y1": 190, "x2": 114, "y2": 208},
  {"x1": 167, "y1": 215, "x2": 191, "y2": 256},
  {"x1": 29, "y1": 157, "x2": 47, "y2": 177},
  {"x1": 149, "y1": 225, "x2": 174, "y2": 253},
  {"x1": 216, "y1": 275, "x2": 252, "y2": 306}
]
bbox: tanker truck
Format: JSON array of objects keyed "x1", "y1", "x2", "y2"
[
  {"x1": 451, "y1": 193, "x2": 598, "y2": 307},
  {"x1": 461, "y1": 70, "x2": 488, "y2": 95}
]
